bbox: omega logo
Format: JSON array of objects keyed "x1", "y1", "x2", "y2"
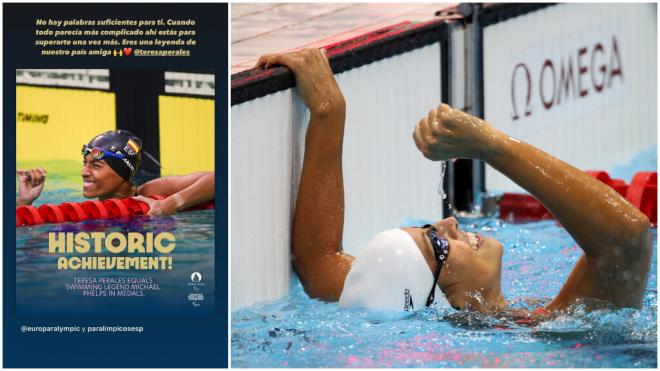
[{"x1": 511, "y1": 35, "x2": 623, "y2": 121}]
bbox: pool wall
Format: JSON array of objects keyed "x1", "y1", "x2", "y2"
[
  {"x1": 231, "y1": 22, "x2": 447, "y2": 309},
  {"x1": 482, "y1": 3, "x2": 657, "y2": 192}
]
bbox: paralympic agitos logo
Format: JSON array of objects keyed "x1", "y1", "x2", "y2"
[{"x1": 510, "y1": 35, "x2": 623, "y2": 121}]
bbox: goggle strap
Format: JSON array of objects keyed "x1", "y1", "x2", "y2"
[
  {"x1": 422, "y1": 224, "x2": 449, "y2": 307},
  {"x1": 142, "y1": 149, "x2": 163, "y2": 169}
]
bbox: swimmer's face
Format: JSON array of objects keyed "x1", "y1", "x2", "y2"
[
  {"x1": 402, "y1": 217, "x2": 505, "y2": 312},
  {"x1": 81, "y1": 156, "x2": 126, "y2": 198}
]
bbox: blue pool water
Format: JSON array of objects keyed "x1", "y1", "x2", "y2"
[
  {"x1": 232, "y1": 217, "x2": 657, "y2": 367},
  {"x1": 16, "y1": 170, "x2": 216, "y2": 316}
]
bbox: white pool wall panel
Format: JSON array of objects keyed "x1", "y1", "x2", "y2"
[
  {"x1": 325, "y1": 43, "x2": 444, "y2": 255},
  {"x1": 231, "y1": 90, "x2": 296, "y2": 310},
  {"x1": 451, "y1": 26, "x2": 466, "y2": 109},
  {"x1": 232, "y1": 43, "x2": 444, "y2": 309},
  {"x1": 483, "y1": 3, "x2": 657, "y2": 193}
]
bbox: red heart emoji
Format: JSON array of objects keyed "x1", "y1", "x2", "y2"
[{"x1": 123, "y1": 47, "x2": 133, "y2": 56}]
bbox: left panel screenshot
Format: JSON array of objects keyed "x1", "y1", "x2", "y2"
[{"x1": 4, "y1": 3, "x2": 227, "y2": 368}]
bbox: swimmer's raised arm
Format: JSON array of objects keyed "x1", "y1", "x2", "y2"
[
  {"x1": 16, "y1": 167, "x2": 47, "y2": 206},
  {"x1": 413, "y1": 104, "x2": 651, "y2": 309},
  {"x1": 258, "y1": 49, "x2": 353, "y2": 301}
]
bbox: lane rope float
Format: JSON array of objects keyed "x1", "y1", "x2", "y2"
[
  {"x1": 500, "y1": 170, "x2": 656, "y2": 225},
  {"x1": 16, "y1": 196, "x2": 215, "y2": 227}
]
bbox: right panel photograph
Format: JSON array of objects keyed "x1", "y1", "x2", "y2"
[{"x1": 230, "y1": 3, "x2": 657, "y2": 368}]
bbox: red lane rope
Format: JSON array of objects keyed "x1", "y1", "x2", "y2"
[
  {"x1": 500, "y1": 171, "x2": 656, "y2": 225},
  {"x1": 16, "y1": 196, "x2": 215, "y2": 227}
]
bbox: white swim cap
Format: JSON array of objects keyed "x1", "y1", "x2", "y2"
[{"x1": 339, "y1": 228, "x2": 451, "y2": 312}]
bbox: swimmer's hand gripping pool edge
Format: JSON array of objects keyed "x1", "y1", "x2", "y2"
[
  {"x1": 259, "y1": 49, "x2": 353, "y2": 301},
  {"x1": 413, "y1": 104, "x2": 652, "y2": 310},
  {"x1": 257, "y1": 48, "x2": 345, "y2": 118}
]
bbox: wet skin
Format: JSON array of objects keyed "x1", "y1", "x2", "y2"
[
  {"x1": 270, "y1": 48, "x2": 651, "y2": 314},
  {"x1": 401, "y1": 217, "x2": 506, "y2": 311},
  {"x1": 81, "y1": 156, "x2": 133, "y2": 199},
  {"x1": 18, "y1": 155, "x2": 215, "y2": 216},
  {"x1": 80, "y1": 157, "x2": 217, "y2": 215}
]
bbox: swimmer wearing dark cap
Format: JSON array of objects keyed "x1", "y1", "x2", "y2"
[
  {"x1": 16, "y1": 130, "x2": 214, "y2": 216},
  {"x1": 259, "y1": 48, "x2": 651, "y2": 318}
]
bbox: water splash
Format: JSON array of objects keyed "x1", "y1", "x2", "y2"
[
  {"x1": 438, "y1": 161, "x2": 447, "y2": 200},
  {"x1": 232, "y1": 217, "x2": 657, "y2": 368}
]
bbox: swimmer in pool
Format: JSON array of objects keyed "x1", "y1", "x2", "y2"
[
  {"x1": 256, "y1": 48, "x2": 652, "y2": 316},
  {"x1": 16, "y1": 130, "x2": 214, "y2": 216}
]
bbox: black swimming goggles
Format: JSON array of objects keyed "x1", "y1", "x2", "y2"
[{"x1": 422, "y1": 224, "x2": 450, "y2": 307}]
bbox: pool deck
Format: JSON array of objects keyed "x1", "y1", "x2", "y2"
[{"x1": 231, "y1": 3, "x2": 455, "y2": 74}]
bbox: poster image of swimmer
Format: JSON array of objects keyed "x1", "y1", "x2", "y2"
[
  {"x1": 5, "y1": 3, "x2": 227, "y2": 368},
  {"x1": 15, "y1": 68, "x2": 216, "y2": 316}
]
